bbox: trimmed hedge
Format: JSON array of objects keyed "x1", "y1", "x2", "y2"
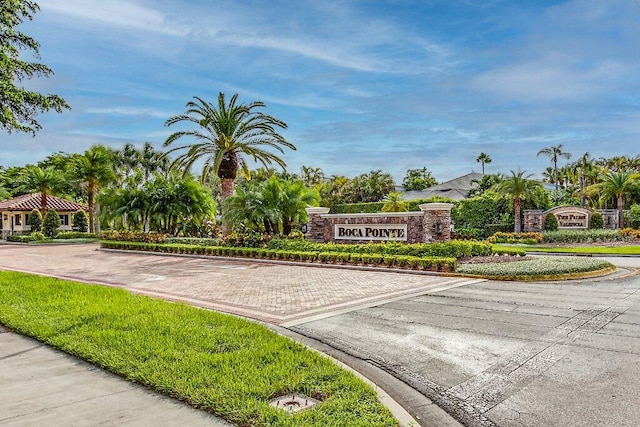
[
  {"x1": 56, "y1": 231, "x2": 98, "y2": 239},
  {"x1": 6, "y1": 235, "x2": 35, "y2": 243},
  {"x1": 100, "y1": 241, "x2": 457, "y2": 272},
  {"x1": 267, "y1": 238, "x2": 492, "y2": 259},
  {"x1": 488, "y1": 232, "x2": 543, "y2": 244},
  {"x1": 542, "y1": 229, "x2": 626, "y2": 243}
]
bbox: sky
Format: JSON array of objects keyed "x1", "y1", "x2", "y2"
[{"x1": 4, "y1": 0, "x2": 640, "y2": 183}]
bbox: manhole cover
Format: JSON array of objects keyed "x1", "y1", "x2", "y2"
[{"x1": 269, "y1": 394, "x2": 319, "y2": 413}]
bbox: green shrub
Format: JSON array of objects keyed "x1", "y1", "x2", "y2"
[
  {"x1": 6, "y1": 234, "x2": 35, "y2": 243},
  {"x1": 488, "y1": 232, "x2": 543, "y2": 244},
  {"x1": 99, "y1": 231, "x2": 170, "y2": 243},
  {"x1": 43, "y1": 209, "x2": 61, "y2": 238},
  {"x1": 543, "y1": 214, "x2": 558, "y2": 231},
  {"x1": 266, "y1": 238, "x2": 492, "y2": 259},
  {"x1": 453, "y1": 228, "x2": 483, "y2": 240},
  {"x1": 72, "y1": 211, "x2": 89, "y2": 232},
  {"x1": 542, "y1": 229, "x2": 626, "y2": 243},
  {"x1": 590, "y1": 212, "x2": 604, "y2": 229},
  {"x1": 484, "y1": 223, "x2": 513, "y2": 238},
  {"x1": 27, "y1": 209, "x2": 42, "y2": 233},
  {"x1": 55, "y1": 231, "x2": 98, "y2": 239},
  {"x1": 31, "y1": 231, "x2": 46, "y2": 241}
]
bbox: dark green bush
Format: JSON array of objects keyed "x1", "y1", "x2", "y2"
[
  {"x1": 43, "y1": 210, "x2": 61, "y2": 238},
  {"x1": 590, "y1": 212, "x2": 604, "y2": 229},
  {"x1": 543, "y1": 214, "x2": 558, "y2": 231},
  {"x1": 99, "y1": 231, "x2": 170, "y2": 243},
  {"x1": 453, "y1": 228, "x2": 483, "y2": 240},
  {"x1": 27, "y1": 209, "x2": 42, "y2": 233},
  {"x1": 72, "y1": 211, "x2": 89, "y2": 232}
]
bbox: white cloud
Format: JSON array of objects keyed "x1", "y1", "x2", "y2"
[
  {"x1": 41, "y1": 0, "x2": 187, "y2": 35},
  {"x1": 85, "y1": 107, "x2": 171, "y2": 119}
]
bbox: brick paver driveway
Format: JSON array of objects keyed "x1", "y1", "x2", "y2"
[{"x1": 0, "y1": 244, "x2": 480, "y2": 324}]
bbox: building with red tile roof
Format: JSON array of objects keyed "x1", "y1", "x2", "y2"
[{"x1": 0, "y1": 193, "x2": 87, "y2": 238}]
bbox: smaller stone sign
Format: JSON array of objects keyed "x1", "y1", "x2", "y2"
[
  {"x1": 334, "y1": 224, "x2": 407, "y2": 241},
  {"x1": 555, "y1": 211, "x2": 589, "y2": 229}
]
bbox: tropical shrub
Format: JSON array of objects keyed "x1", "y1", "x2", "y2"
[
  {"x1": 484, "y1": 223, "x2": 514, "y2": 238},
  {"x1": 7, "y1": 234, "x2": 35, "y2": 242},
  {"x1": 99, "y1": 241, "x2": 457, "y2": 272},
  {"x1": 624, "y1": 205, "x2": 640, "y2": 229},
  {"x1": 618, "y1": 228, "x2": 640, "y2": 240},
  {"x1": 267, "y1": 239, "x2": 492, "y2": 259},
  {"x1": 31, "y1": 231, "x2": 46, "y2": 241},
  {"x1": 72, "y1": 211, "x2": 89, "y2": 232},
  {"x1": 55, "y1": 231, "x2": 98, "y2": 239},
  {"x1": 453, "y1": 228, "x2": 483, "y2": 240},
  {"x1": 543, "y1": 214, "x2": 558, "y2": 231},
  {"x1": 590, "y1": 212, "x2": 604, "y2": 229},
  {"x1": 99, "y1": 231, "x2": 169, "y2": 243},
  {"x1": 27, "y1": 209, "x2": 42, "y2": 232},
  {"x1": 487, "y1": 232, "x2": 543, "y2": 244},
  {"x1": 43, "y1": 209, "x2": 61, "y2": 238},
  {"x1": 542, "y1": 229, "x2": 626, "y2": 243}
]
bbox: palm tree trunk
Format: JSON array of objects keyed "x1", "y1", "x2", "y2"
[
  {"x1": 88, "y1": 186, "x2": 94, "y2": 234},
  {"x1": 514, "y1": 198, "x2": 522, "y2": 233},
  {"x1": 220, "y1": 178, "x2": 235, "y2": 235},
  {"x1": 618, "y1": 195, "x2": 624, "y2": 228},
  {"x1": 40, "y1": 192, "x2": 47, "y2": 216}
]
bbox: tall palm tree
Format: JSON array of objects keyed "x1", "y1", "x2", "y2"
[
  {"x1": 140, "y1": 141, "x2": 169, "y2": 180},
  {"x1": 72, "y1": 146, "x2": 115, "y2": 233},
  {"x1": 590, "y1": 171, "x2": 640, "y2": 228},
  {"x1": 494, "y1": 170, "x2": 543, "y2": 233},
  {"x1": 19, "y1": 166, "x2": 64, "y2": 215},
  {"x1": 571, "y1": 152, "x2": 596, "y2": 207},
  {"x1": 164, "y1": 93, "x2": 295, "y2": 234},
  {"x1": 476, "y1": 152, "x2": 492, "y2": 174},
  {"x1": 537, "y1": 144, "x2": 571, "y2": 191}
]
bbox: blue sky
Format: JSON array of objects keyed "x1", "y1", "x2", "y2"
[{"x1": 5, "y1": 0, "x2": 640, "y2": 183}]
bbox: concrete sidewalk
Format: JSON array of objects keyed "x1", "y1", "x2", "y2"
[{"x1": 0, "y1": 326, "x2": 230, "y2": 427}]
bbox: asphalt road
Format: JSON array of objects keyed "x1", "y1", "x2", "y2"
[{"x1": 292, "y1": 262, "x2": 640, "y2": 426}]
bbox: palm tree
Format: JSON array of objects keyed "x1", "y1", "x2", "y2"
[
  {"x1": 382, "y1": 192, "x2": 407, "y2": 212},
  {"x1": 494, "y1": 170, "x2": 543, "y2": 233},
  {"x1": 19, "y1": 166, "x2": 64, "y2": 215},
  {"x1": 72, "y1": 146, "x2": 115, "y2": 233},
  {"x1": 537, "y1": 144, "x2": 571, "y2": 191},
  {"x1": 140, "y1": 142, "x2": 169, "y2": 180},
  {"x1": 476, "y1": 152, "x2": 492, "y2": 174},
  {"x1": 571, "y1": 152, "x2": 596, "y2": 207},
  {"x1": 590, "y1": 171, "x2": 640, "y2": 228},
  {"x1": 164, "y1": 93, "x2": 294, "y2": 234}
]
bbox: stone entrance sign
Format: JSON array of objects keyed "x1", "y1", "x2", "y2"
[
  {"x1": 335, "y1": 224, "x2": 407, "y2": 241},
  {"x1": 305, "y1": 203, "x2": 454, "y2": 243},
  {"x1": 555, "y1": 210, "x2": 589, "y2": 229},
  {"x1": 524, "y1": 206, "x2": 618, "y2": 232}
]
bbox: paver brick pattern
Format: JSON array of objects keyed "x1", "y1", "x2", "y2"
[{"x1": 0, "y1": 244, "x2": 472, "y2": 324}]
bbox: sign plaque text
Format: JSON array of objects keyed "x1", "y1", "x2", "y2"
[{"x1": 334, "y1": 224, "x2": 408, "y2": 241}]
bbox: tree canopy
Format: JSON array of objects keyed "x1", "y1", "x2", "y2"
[{"x1": 1, "y1": 0, "x2": 70, "y2": 134}]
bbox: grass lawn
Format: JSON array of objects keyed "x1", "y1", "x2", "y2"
[
  {"x1": 456, "y1": 256, "x2": 615, "y2": 281},
  {"x1": 0, "y1": 271, "x2": 397, "y2": 427},
  {"x1": 493, "y1": 244, "x2": 640, "y2": 255}
]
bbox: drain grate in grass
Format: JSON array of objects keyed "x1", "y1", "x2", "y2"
[{"x1": 0, "y1": 271, "x2": 397, "y2": 427}]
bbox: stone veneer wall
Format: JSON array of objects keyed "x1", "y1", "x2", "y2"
[
  {"x1": 524, "y1": 207, "x2": 619, "y2": 232},
  {"x1": 305, "y1": 203, "x2": 454, "y2": 244}
]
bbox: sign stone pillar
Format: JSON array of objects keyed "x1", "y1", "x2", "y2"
[
  {"x1": 524, "y1": 210, "x2": 543, "y2": 232},
  {"x1": 419, "y1": 203, "x2": 454, "y2": 242},
  {"x1": 305, "y1": 207, "x2": 330, "y2": 242}
]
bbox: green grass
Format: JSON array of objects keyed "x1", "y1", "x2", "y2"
[
  {"x1": 456, "y1": 256, "x2": 615, "y2": 280},
  {"x1": 493, "y1": 244, "x2": 640, "y2": 255},
  {"x1": 0, "y1": 271, "x2": 397, "y2": 427}
]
